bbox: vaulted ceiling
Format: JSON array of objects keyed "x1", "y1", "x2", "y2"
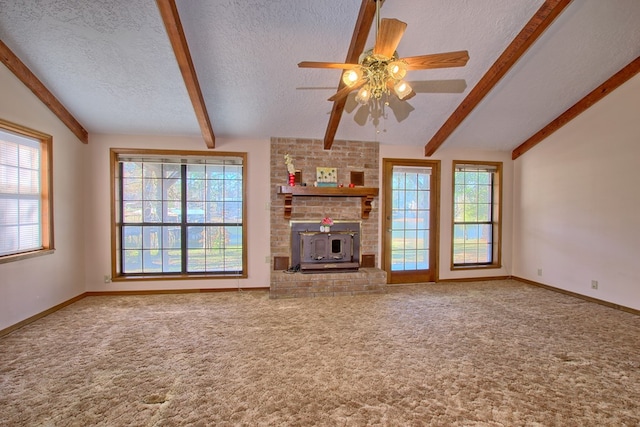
[{"x1": 0, "y1": 0, "x2": 639, "y2": 156}]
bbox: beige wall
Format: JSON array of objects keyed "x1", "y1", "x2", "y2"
[
  {"x1": 513, "y1": 74, "x2": 640, "y2": 310},
  {"x1": 0, "y1": 64, "x2": 87, "y2": 331},
  {"x1": 83, "y1": 134, "x2": 272, "y2": 292},
  {"x1": 378, "y1": 144, "x2": 514, "y2": 281}
]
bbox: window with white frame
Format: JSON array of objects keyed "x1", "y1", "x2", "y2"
[
  {"x1": 111, "y1": 149, "x2": 246, "y2": 279},
  {"x1": 452, "y1": 161, "x2": 501, "y2": 268},
  {"x1": 0, "y1": 119, "x2": 53, "y2": 261}
]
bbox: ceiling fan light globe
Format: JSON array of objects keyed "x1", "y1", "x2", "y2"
[
  {"x1": 342, "y1": 68, "x2": 363, "y2": 87},
  {"x1": 387, "y1": 61, "x2": 407, "y2": 80},
  {"x1": 394, "y1": 80, "x2": 412, "y2": 100},
  {"x1": 355, "y1": 86, "x2": 371, "y2": 104}
]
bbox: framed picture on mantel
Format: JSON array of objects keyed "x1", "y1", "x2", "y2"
[{"x1": 316, "y1": 167, "x2": 337, "y2": 187}]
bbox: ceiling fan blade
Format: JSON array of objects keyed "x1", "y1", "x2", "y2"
[
  {"x1": 402, "y1": 90, "x2": 416, "y2": 101},
  {"x1": 328, "y1": 79, "x2": 366, "y2": 102},
  {"x1": 373, "y1": 18, "x2": 407, "y2": 58},
  {"x1": 298, "y1": 61, "x2": 359, "y2": 69},
  {"x1": 401, "y1": 50, "x2": 470, "y2": 70}
]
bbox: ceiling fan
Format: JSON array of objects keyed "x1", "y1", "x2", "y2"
[{"x1": 298, "y1": 0, "x2": 469, "y2": 105}]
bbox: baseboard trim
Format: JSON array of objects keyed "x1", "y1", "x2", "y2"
[
  {"x1": 0, "y1": 293, "x2": 86, "y2": 338},
  {"x1": 437, "y1": 275, "x2": 511, "y2": 283},
  {"x1": 513, "y1": 276, "x2": 639, "y2": 316},
  {"x1": 84, "y1": 287, "x2": 269, "y2": 296}
]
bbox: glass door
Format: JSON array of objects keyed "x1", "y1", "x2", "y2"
[{"x1": 382, "y1": 159, "x2": 439, "y2": 283}]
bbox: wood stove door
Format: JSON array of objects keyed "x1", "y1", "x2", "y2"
[{"x1": 382, "y1": 160, "x2": 439, "y2": 283}]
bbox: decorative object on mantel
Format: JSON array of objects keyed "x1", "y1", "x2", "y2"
[
  {"x1": 284, "y1": 154, "x2": 295, "y2": 186},
  {"x1": 316, "y1": 167, "x2": 337, "y2": 187},
  {"x1": 320, "y1": 216, "x2": 334, "y2": 232},
  {"x1": 350, "y1": 171, "x2": 365, "y2": 187}
]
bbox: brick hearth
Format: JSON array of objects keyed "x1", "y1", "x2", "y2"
[{"x1": 270, "y1": 268, "x2": 387, "y2": 299}]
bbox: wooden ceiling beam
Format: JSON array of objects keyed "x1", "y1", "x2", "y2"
[
  {"x1": 156, "y1": 0, "x2": 215, "y2": 149},
  {"x1": 0, "y1": 40, "x2": 89, "y2": 144},
  {"x1": 512, "y1": 55, "x2": 640, "y2": 160},
  {"x1": 423, "y1": 0, "x2": 572, "y2": 157},
  {"x1": 323, "y1": 0, "x2": 379, "y2": 150}
]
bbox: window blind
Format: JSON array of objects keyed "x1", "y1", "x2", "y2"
[{"x1": 0, "y1": 129, "x2": 42, "y2": 256}]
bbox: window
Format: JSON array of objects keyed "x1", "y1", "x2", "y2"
[
  {"x1": 0, "y1": 119, "x2": 53, "y2": 262},
  {"x1": 452, "y1": 161, "x2": 501, "y2": 269},
  {"x1": 111, "y1": 149, "x2": 247, "y2": 279}
]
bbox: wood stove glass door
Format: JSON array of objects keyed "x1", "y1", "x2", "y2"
[{"x1": 382, "y1": 160, "x2": 439, "y2": 283}]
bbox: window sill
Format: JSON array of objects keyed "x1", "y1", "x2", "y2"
[
  {"x1": 111, "y1": 273, "x2": 248, "y2": 282},
  {"x1": 0, "y1": 249, "x2": 55, "y2": 265},
  {"x1": 451, "y1": 264, "x2": 501, "y2": 271}
]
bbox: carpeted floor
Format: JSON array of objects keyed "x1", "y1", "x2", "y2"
[{"x1": 1, "y1": 279, "x2": 639, "y2": 426}]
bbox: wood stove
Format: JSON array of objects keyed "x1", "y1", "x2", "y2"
[{"x1": 290, "y1": 221, "x2": 360, "y2": 273}]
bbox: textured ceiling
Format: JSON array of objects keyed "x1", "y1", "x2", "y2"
[
  {"x1": 0, "y1": 0, "x2": 199, "y2": 135},
  {"x1": 445, "y1": 0, "x2": 640, "y2": 151},
  {"x1": 0, "y1": 0, "x2": 639, "y2": 152}
]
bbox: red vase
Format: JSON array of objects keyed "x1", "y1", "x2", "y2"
[{"x1": 288, "y1": 173, "x2": 295, "y2": 186}]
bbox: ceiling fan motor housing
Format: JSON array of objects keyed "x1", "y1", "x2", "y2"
[{"x1": 356, "y1": 49, "x2": 408, "y2": 100}]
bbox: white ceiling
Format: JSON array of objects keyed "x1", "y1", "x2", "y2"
[{"x1": 0, "y1": 0, "x2": 639, "y2": 153}]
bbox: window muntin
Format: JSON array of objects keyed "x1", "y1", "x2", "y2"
[
  {"x1": 0, "y1": 119, "x2": 53, "y2": 260},
  {"x1": 112, "y1": 149, "x2": 246, "y2": 278},
  {"x1": 452, "y1": 161, "x2": 501, "y2": 268}
]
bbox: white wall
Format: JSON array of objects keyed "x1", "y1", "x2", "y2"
[
  {"x1": 0, "y1": 65, "x2": 87, "y2": 331},
  {"x1": 513, "y1": 74, "x2": 640, "y2": 310},
  {"x1": 83, "y1": 134, "x2": 272, "y2": 292},
  {"x1": 379, "y1": 144, "x2": 513, "y2": 281}
]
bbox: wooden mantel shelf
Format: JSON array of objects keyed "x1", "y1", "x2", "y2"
[{"x1": 276, "y1": 185, "x2": 379, "y2": 219}]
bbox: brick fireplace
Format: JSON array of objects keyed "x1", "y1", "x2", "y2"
[{"x1": 270, "y1": 137, "x2": 386, "y2": 298}]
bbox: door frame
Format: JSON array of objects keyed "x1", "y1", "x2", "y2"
[{"x1": 381, "y1": 158, "x2": 440, "y2": 284}]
